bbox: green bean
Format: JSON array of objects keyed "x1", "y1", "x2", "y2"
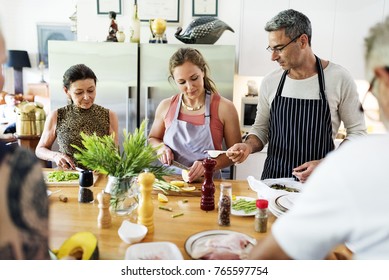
[{"x1": 232, "y1": 199, "x2": 256, "y2": 213}]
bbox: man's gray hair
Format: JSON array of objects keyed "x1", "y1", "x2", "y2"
[
  {"x1": 265, "y1": 9, "x2": 312, "y2": 46},
  {"x1": 365, "y1": 16, "x2": 389, "y2": 81}
]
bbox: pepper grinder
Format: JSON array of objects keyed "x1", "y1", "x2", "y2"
[
  {"x1": 201, "y1": 157, "x2": 216, "y2": 211},
  {"x1": 78, "y1": 170, "x2": 94, "y2": 203},
  {"x1": 97, "y1": 190, "x2": 112, "y2": 229},
  {"x1": 137, "y1": 171, "x2": 155, "y2": 233}
]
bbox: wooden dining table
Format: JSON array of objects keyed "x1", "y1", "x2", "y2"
[{"x1": 46, "y1": 168, "x2": 351, "y2": 260}]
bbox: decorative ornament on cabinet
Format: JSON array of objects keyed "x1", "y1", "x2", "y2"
[
  {"x1": 175, "y1": 16, "x2": 234, "y2": 44},
  {"x1": 130, "y1": 3, "x2": 140, "y2": 43}
]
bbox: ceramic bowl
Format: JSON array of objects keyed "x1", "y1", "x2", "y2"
[{"x1": 118, "y1": 220, "x2": 148, "y2": 244}]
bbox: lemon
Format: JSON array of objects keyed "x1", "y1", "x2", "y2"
[
  {"x1": 181, "y1": 169, "x2": 190, "y2": 182},
  {"x1": 181, "y1": 186, "x2": 196, "y2": 192},
  {"x1": 232, "y1": 194, "x2": 236, "y2": 201},
  {"x1": 170, "y1": 180, "x2": 185, "y2": 187},
  {"x1": 158, "y1": 193, "x2": 168, "y2": 203}
]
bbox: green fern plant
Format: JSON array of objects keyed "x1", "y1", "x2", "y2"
[{"x1": 72, "y1": 119, "x2": 170, "y2": 199}]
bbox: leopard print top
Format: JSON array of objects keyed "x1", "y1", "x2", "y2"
[{"x1": 56, "y1": 104, "x2": 110, "y2": 168}]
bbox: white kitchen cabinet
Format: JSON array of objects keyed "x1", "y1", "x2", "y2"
[
  {"x1": 332, "y1": 0, "x2": 386, "y2": 79},
  {"x1": 238, "y1": 0, "x2": 387, "y2": 79},
  {"x1": 238, "y1": 0, "x2": 288, "y2": 76}
]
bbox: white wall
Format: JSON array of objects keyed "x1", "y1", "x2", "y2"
[
  {"x1": 0, "y1": 0, "x2": 240, "y2": 68},
  {"x1": 0, "y1": 0, "x2": 240, "y2": 96}
]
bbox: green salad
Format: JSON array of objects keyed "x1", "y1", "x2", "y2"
[{"x1": 47, "y1": 171, "x2": 79, "y2": 182}]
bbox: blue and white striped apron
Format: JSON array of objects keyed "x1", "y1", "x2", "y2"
[{"x1": 261, "y1": 56, "x2": 334, "y2": 180}]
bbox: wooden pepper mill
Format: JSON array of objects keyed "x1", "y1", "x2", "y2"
[
  {"x1": 137, "y1": 171, "x2": 155, "y2": 233},
  {"x1": 97, "y1": 190, "x2": 112, "y2": 228}
]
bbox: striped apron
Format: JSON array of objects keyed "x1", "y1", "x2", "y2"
[
  {"x1": 261, "y1": 56, "x2": 334, "y2": 180},
  {"x1": 163, "y1": 92, "x2": 221, "y2": 179}
]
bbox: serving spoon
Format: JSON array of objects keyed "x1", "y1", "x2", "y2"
[{"x1": 204, "y1": 150, "x2": 236, "y2": 158}]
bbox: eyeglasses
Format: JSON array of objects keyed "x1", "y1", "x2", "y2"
[
  {"x1": 266, "y1": 34, "x2": 302, "y2": 54},
  {"x1": 359, "y1": 66, "x2": 389, "y2": 121}
]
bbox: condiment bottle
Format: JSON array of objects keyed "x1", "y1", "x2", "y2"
[
  {"x1": 218, "y1": 182, "x2": 232, "y2": 226},
  {"x1": 255, "y1": 199, "x2": 269, "y2": 233},
  {"x1": 137, "y1": 171, "x2": 155, "y2": 233},
  {"x1": 97, "y1": 190, "x2": 112, "y2": 228},
  {"x1": 130, "y1": 3, "x2": 140, "y2": 43},
  {"x1": 78, "y1": 170, "x2": 94, "y2": 203},
  {"x1": 200, "y1": 157, "x2": 216, "y2": 211}
]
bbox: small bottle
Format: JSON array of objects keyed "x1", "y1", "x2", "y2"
[
  {"x1": 78, "y1": 170, "x2": 94, "y2": 203},
  {"x1": 255, "y1": 199, "x2": 268, "y2": 233},
  {"x1": 218, "y1": 183, "x2": 232, "y2": 226},
  {"x1": 130, "y1": 4, "x2": 140, "y2": 43}
]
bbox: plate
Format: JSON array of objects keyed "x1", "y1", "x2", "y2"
[
  {"x1": 231, "y1": 196, "x2": 257, "y2": 216},
  {"x1": 185, "y1": 230, "x2": 256, "y2": 260},
  {"x1": 125, "y1": 242, "x2": 183, "y2": 260},
  {"x1": 275, "y1": 193, "x2": 298, "y2": 212},
  {"x1": 43, "y1": 170, "x2": 98, "y2": 187}
]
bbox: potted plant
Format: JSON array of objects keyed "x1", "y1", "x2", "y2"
[{"x1": 72, "y1": 119, "x2": 171, "y2": 213}]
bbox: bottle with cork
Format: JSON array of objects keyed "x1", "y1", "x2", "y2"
[
  {"x1": 130, "y1": 2, "x2": 140, "y2": 43},
  {"x1": 218, "y1": 182, "x2": 232, "y2": 226}
]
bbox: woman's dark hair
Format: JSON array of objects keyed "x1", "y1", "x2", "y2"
[
  {"x1": 168, "y1": 47, "x2": 217, "y2": 94},
  {"x1": 63, "y1": 64, "x2": 97, "y2": 89}
]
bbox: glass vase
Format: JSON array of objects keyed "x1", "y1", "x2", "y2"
[{"x1": 105, "y1": 176, "x2": 140, "y2": 216}]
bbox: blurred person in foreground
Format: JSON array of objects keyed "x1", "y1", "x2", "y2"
[
  {"x1": 208, "y1": 16, "x2": 389, "y2": 260},
  {"x1": 0, "y1": 22, "x2": 49, "y2": 260},
  {"x1": 227, "y1": 9, "x2": 366, "y2": 182},
  {"x1": 148, "y1": 47, "x2": 241, "y2": 182},
  {"x1": 35, "y1": 64, "x2": 119, "y2": 170}
]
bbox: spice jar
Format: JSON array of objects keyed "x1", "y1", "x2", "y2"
[
  {"x1": 78, "y1": 170, "x2": 94, "y2": 203},
  {"x1": 218, "y1": 183, "x2": 232, "y2": 226},
  {"x1": 255, "y1": 199, "x2": 268, "y2": 233}
]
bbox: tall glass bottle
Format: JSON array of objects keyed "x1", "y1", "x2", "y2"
[{"x1": 130, "y1": 3, "x2": 140, "y2": 43}]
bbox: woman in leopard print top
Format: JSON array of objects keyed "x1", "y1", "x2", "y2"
[{"x1": 36, "y1": 64, "x2": 119, "y2": 169}]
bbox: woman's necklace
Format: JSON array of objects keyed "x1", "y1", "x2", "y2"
[{"x1": 181, "y1": 98, "x2": 203, "y2": 111}]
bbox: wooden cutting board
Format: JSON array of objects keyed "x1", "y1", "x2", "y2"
[
  {"x1": 152, "y1": 185, "x2": 202, "y2": 197},
  {"x1": 152, "y1": 175, "x2": 202, "y2": 197}
]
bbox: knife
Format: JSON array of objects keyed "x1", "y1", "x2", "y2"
[{"x1": 172, "y1": 160, "x2": 190, "y2": 170}]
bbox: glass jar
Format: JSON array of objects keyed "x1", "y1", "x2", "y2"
[
  {"x1": 255, "y1": 199, "x2": 269, "y2": 233},
  {"x1": 218, "y1": 182, "x2": 232, "y2": 226}
]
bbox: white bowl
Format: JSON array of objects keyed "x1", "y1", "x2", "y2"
[{"x1": 118, "y1": 220, "x2": 148, "y2": 244}]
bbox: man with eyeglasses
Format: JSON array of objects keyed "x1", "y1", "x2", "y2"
[
  {"x1": 228, "y1": 9, "x2": 366, "y2": 182},
  {"x1": 206, "y1": 15, "x2": 389, "y2": 261}
]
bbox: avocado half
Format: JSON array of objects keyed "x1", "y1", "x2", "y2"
[{"x1": 56, "y1": 232, "x2": 99, "y2": 260}]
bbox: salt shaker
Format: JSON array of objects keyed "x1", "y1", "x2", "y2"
[
  {"x1": 255, "y1": 199, "x2": 269, "y2": 233},
  {"x1": 218, "y1": 182, "x2": 232, "y2": 226},
  {"x1": 97, "y1": 190, "x2": 112, "y2": 228},
  {"x1": 78, "y1": 170, "x2": 94, "y2": 203}
]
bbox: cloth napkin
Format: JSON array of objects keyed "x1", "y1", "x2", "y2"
[{"x1": 247, "y1": 176, "x2": 303, "y2": 200}]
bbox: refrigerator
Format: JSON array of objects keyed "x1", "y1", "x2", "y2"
[
  {"x1": 48, "y1": 42, "x2": 235, "y2": 177},
  {"x1": 48, "y1": 41, "x2": 138, "y2": 147}
]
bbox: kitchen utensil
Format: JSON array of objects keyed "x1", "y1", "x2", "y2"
[
  {"x1": 172, "y1": 160, "x2": 190, "y2": 170},
  {"x1": 204, "y1": 150, "x2": 228, "y2": 158}
]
